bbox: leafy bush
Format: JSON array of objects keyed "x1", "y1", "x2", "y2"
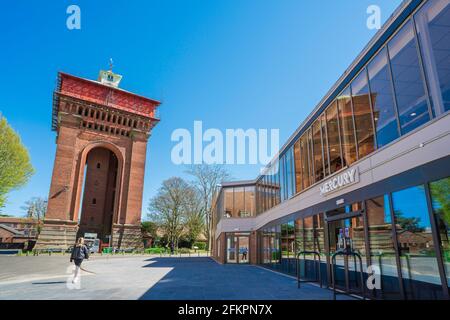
[
  {"x1": 192, "y1": 242, "x2": 206, "y2": 250},
  {"x1": 144, "y1": 247, "x2": 166, "y2": 254},
  {"x1": 178, "y1": 248, "x2": 190, "y2": 254}
]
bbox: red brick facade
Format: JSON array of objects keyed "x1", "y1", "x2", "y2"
[{"x1": 36, "y1": 72, "x2": 160, "y2": 249}]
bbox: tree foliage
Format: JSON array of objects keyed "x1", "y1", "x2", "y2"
[
  {"x1": 0, "y1": 115, "x2": 34, "y2": 210},
  {"x1": 141, "y1": 221, "x2": 158, "y2": 239},
  {"x1": 430, "y1": 177, "x2": 450, "y2": 225}
]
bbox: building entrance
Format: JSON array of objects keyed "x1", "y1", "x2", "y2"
[
  {"x1": 326, "y1": 204, "x2": 367, "y2": 296},
  {"x1": 226, "y1": 233, "x2": 250, "y2": 264}
]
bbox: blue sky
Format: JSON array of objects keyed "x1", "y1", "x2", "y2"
[{"x1": 0, "y1": 0, "x2": 402, "y2": 218}]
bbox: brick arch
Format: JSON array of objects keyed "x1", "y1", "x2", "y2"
[{"x1": 71, "y1": 141, "x2": 125, "y2": 228}]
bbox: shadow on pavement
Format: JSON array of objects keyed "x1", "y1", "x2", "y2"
[{"x1": 138, "y1": 257, "x2": 348, "y2": 300}]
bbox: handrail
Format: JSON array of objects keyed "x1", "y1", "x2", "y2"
[
  {"x1": 296, "y1": 250, "x2": 322, "y2": 288},
  {"x1": 331, "y1": 249, "x2": 365, "y2": 300}
]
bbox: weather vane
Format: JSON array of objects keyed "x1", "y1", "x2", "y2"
[{"x1": 109, "y1": 58, "x2": 114, "y2": 72}]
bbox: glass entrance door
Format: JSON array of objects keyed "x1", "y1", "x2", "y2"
[
  {"x1": 226, "y1": 233, "x2": 250, "y2": 264},
  {"x1": 327, "y1": 212, "x2": 367, "y2": 295},
  {"x1": 226, "y1": 235, "x2": 237, "y2": 263}
]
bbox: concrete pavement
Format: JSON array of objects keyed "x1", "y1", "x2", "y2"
[{"x1": 0, "y1": 255, "x2": 353, "y2": 300}]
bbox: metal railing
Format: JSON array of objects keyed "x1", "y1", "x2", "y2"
[
  {"x1": 331, "y1": 249, "x2": 365, "y2": 300},
  {"x1": 297, "y1": 250, "x2": 322, "y2": 288}
]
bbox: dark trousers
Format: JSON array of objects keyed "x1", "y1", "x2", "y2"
[{"x1": 74, "y1": 259, "x2": 83, "y2": 267}]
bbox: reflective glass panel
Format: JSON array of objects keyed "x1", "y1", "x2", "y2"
[
  {"x1": 388, "y1": 20, "x2": 430, "y2": 134},
  {"x1": 430, "y1": 177, "x2": 450, "y2": 287},
  {"x1": 337, "y1": 87, "x2": 357, "y2": 166},
  {"x1": 312, "y1": 119, "x2": 325, "y2": 182},
  {"x1": 294, "y1": 140, "x2": 302, "y2": 193},
  {"x1": 244, "y1": 186, "x2": 255, "y2": 217},
  {"x1": 366, "y1": 195, "x2": 402, "y2": 299},
  {"x1": 368, "y1": 47, "x2": 400, "y2": 148},
  {"x1": 321, "y1": 114, "x2": 330, "y2": 176},
  {"x1": 326, "y1": 101, "x2": 343, "y2": 174},
  {"x1": 415, "y1": 0, "x2": 450, "y2": 113},
  {"x1": 300, "y1": 133, "x2": 310, "y2": 190},
  {"x1": 233, "y1": 187, "x2": 245, "y2": 217},
  {"x1": 351, "y1": 70, "x2": 376, "y2": 158},
  {"x1": 392, "y1": 185, "x2": 443, "y2": 299},
  {"x1": 224, "y1": 187, "x2": 233, "y2": 218}
]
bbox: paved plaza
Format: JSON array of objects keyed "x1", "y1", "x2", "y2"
[{"x1": 0, "y1": 255, "x2": 353, "y2": 300}]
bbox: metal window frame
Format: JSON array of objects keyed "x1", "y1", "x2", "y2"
[
  {"x1": 412, "y1": 14, "x2": 434, "y2": 121},
  {"x1": 348, "y1": 84, "x2": 360, "y2": 162},
  {"x1": 388, "y1": 192, "x2": 408, "y2": 300},
  {"x1": 363, "y1": 67, "x2": 379, "y2": 150}
]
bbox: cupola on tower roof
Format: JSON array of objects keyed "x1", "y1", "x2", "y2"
[{"x1": 98, "y1": 69, "x2": 122, "y2": 88}]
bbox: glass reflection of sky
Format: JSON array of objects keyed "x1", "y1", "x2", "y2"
[{"x1": 392, "y1": 185, "x2": 431, "y2": 228}]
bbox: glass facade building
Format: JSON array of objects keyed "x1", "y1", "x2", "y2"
[{"x1": 212, "y1": 0, "x2": 450, "y2": 300}]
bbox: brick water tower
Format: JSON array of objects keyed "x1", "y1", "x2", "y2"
[{"x1": 35, "y1": 69, "x2": 160, "y2": 250}]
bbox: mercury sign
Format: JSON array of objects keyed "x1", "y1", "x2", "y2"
[{"x1": 320, "y1": 168, "x2": 359, "y2": 196}]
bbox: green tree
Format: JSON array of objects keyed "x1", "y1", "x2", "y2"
[
  {"x1": 430, "y1": 178, "x2": 450, "y2": 225},
  {"x1": 141, "y1": 221, "x2": 158, "y2": 239},
  {"x1": 0, "y1": 115, "x2": 34, "y2": 210},
  {"x1": 394, "y1": 210, "x2": 424, "y2": 233}
]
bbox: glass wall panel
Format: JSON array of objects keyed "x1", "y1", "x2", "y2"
[
  {"x1": 295, "y1": 219, "x2": 305, "y2": 254},
  {"x1": 351, "y1": 70, "x2": 376, "y2": 158},
  {"x1": 430, "y1": 177, "x2": 450, "y2": 287},
  {"x1": 392, "y1": 185, "x2": 443, "y2": 299},
  {"x1": 415, "y1": 0, "x2": 450, "y2": 114},
  {"x1": 263, "y1": 175, "x2": 268, "y2": 212},
  {"x1": 279, "y1": 157, "x2": 285, "y2": 202},
  {"x1": 300, "y1": 133, "x2": 310, "y2": 190},
  {"x1": 304, "y1": 216, "x2": 315, "y2": 252},
  {"x1": 321, "y1": 114, "x2": 330, "y2": 176},
  {"x1": 275, "y1": 161, "x2": 281, "y2": 205},
  {"x1": 244, "y1": 186, "x2": 255, "y2": 217},
  {"x1": 326, "y1": 101, "x2": 343, "y2": 174},
  {"x1": 366, "y1": 195, "x2": 402, "y2": 299},
  {"x1": 294, "y1": 140, "x2": 302, "y2": 193},
  {"x1": 224, "y1": 187, "x2": 233, "y2": 218},
  {"x1": 269, "y1": 170, "x2": 273, "y2": 209},
  {"x1": 388, "y1": 20, "x2": 430, "y2": 135},
  {"x1": 287, "y1": 221, "x2": 296, "y2": 275},
  {"x1": 281, "y1": 223, "x2": 289, "y2": 264},
  {"x1": 308, "y1": 129, "x2": 315, "y2": 184},
  {"x1": 226, "y1": 234, "x2": 237, "y2": 263},
  {"x1": 337, "y1": 87, "x2": 358, "y2": 166},
  {"x1": 368, "y1": 47, "x2": 400, "y2": 148},
  {"x1": 291, "y1": 148, "x2": 296, "y2": 196},
  {"x1": 262, "y1": 229, "x2": 271, "y2": 264},
  {"x1": 273, "y1": 225, "x2": 282, "y2": 271},
  {"x1": 233, "y1": 187, "x2": 245, "y2": 217},
  {"x1": 312, "y1": 120, "x2": 325, "y2": 182},
  {"x1": 285, "y1": 153, "x2": 291, "y2": 199}
]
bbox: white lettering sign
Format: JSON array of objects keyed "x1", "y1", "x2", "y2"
[{"x1": 320, "y1": 168, "x2": 359, "y2": 196}]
